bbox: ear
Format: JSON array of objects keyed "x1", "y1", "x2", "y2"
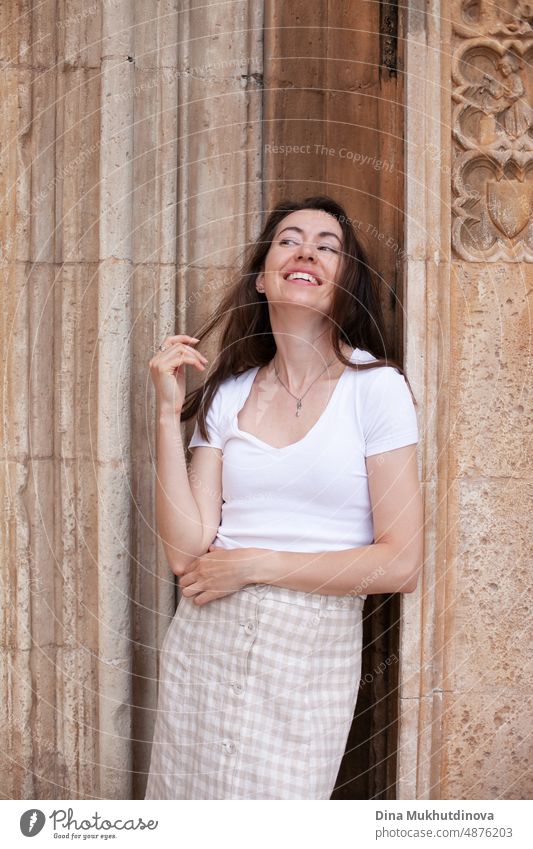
[{"x1": 256, "y1": 270, "x2": 265, "y2": 293}]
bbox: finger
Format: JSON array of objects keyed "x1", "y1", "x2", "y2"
[
  {"x1": 180, "y1": 582, "x2": 202, "y2": 597},
  {"x1": 150, "y1": 358, "x2": 205, "y2": 375},
  {"x1": 193, "y1": 591, "x2": 220, "y2": 606},
  {"x1": 158, "y1": 333, "x2": 200, "y2": 351},
  {"x1": 179, "y1": 573, "x2": 195, "y2": 588},
  {"x1": 162, "y1": 343, "x2": 208, "y2": 365},
  {"x1": 151, "y1": 350, "x2": 206, "y2": 373},
  {"x1": 170, "y1": 352, "x2": 207, "y2": 372},
  {"x1": 163, "y1": 334, "x2": 200, "y2": 346}
]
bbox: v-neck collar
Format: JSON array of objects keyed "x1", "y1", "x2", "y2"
[{"x1": 233, "y1": 349, "x2": 360, "y2": 452}]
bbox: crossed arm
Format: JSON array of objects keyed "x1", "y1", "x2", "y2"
[{"x1": 170, "y1": 442, "x2": 424, "y2": 606}]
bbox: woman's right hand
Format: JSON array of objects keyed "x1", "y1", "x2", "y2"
[{"x1": 149, "y1": 334, "x2": 208, "y2": 414}]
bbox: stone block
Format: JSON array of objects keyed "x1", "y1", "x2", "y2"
[
  {"x1": 30, "y1": 0, "x2": 57, "y2": 67},
  {"x1": 440, "y1": 690, "x2": 532, "y2": 799},
  {"x1": 56, "y1": 647, "x2": 99, "y2": 798},
  {"x1": 450, "y1": 263, "x2": 533, "y2": 478},
  {"x1": 0, "y1": 461, "x2": 31, "y2": 651},
  {"x1": 134, "y1": 0, "x2": 179, "y2": 69},
  {"x1": 56, "y1": 0, "x2": 102, "y2": 68},
  {"x1": 0, "y1": 0, "x2": 32, "y2": 64},
  {"x1": 0, "y1": 647, "x2": 34, "y2": 797},
  {"x1": 132, "y1": 69, "x2": 178, "y2": 265},
  {"x1": 100, "y1": 0, "x2": 133, "y2": 59},
  {"x1": 55, "y1": 69, "x2": 101, "y2": 263},
  {"x1": 0, "y1": 68, "x2": 32, "y2": 262},
  {"x1": 30, "y1": 72, "x2": 58, "y2": 263},
  {"x1": 446, "y1": 477, "x2": 532, "y2": 693},
  {"x1": 179, "y1": 0, "x2": 254, "y2": 74},
  {"x1": 96, "y1": 259, "x2": 133, "y2": 462},
  {"x1": 56, "y1": 454, "x2": 100, "y2": 649},
  {"x1": 99, "y1": 59, "x2": 134, "y2": 261},
  {"x1": 1, "y1": 263, "x2": 30, "y2": 460},
  {"x1": 27, "y1": 262, "x2": 55, "y2": 458},
  {"x1": 26, "y1": 458, "x2": 56, "y2": 648}
]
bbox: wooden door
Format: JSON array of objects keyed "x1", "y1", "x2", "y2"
[{"x1": 262, "y1": 0, "x2": 405, "y2": 799}]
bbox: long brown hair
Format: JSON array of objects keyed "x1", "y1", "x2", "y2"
[{"x1": 181, "y1": 195, "x2": 414, "y2": 441}]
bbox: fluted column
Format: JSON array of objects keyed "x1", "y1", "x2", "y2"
[
  {"x1": 96, "y1": 0, "x2": 136, "y2": 798},
  {"x1": 129, "y1": 0, "x2": 181, "y2": 800},
  {"x1": 176, "y1": 0, "x2": 264, "y2": 357},
  {"x1": 0, "y1": 0, "x2": 178, "y2": 799}
]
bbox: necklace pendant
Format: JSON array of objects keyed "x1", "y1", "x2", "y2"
[{"x1": 296, "y1": 399, "x2": 302, "y2": 417}]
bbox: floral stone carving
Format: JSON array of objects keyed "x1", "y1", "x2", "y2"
[{"x1": 452, "y1": 2, "x2": 533, "y2": 260}]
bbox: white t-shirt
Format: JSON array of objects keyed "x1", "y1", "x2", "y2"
[{"x1": 188, "y1": 348, "x2": 419, "y2": 597}]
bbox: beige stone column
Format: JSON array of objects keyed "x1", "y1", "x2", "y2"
[
  {"x1": 176, "y1": 1, "x2": 264, "y2": 355},
  {"x1": 399, "y1": 0, "x2": 532, "y2": 799},
  {"x1": 1, "y1": 1, "x2": 179, "y2": 798}
]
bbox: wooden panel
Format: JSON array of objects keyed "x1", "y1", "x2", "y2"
[{"x1": 263, "y1": 0, "x2": 405, "y2": 356}]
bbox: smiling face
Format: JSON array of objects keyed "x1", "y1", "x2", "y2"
[{"x1": 255, "y1": 208, "x2": 344, "y2": 315}]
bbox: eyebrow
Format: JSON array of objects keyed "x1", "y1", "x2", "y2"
[{"x1": 277, "y1": 225, "x2": 342, "y2": 244}]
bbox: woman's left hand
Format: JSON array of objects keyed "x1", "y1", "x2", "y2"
[{"x1": 179, "y1": 545, "x2": 265, "y2": 606}]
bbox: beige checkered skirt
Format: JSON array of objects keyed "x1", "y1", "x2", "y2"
[{"x1": 145, "y1": 583, "x2": 364, "y2": 800}]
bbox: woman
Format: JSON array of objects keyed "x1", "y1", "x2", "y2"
[{"x1": 145, "y1": 195, "x2": 423, "y2": 800}]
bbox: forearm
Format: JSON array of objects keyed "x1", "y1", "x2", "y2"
[
  {"x1": 253, "y1": 542, "x2": 420, "y2": 597},
  {"x1": 155, "y1": 408, "x2": 205, "y2": 571}
]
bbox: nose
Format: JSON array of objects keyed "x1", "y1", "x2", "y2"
[{"x1": 296, "y1": 242, "x2": 317, "y2": 261}]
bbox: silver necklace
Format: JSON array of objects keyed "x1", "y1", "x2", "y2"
[{"x1": 273, "y1": 355, "x2": 339, "y2": 417}]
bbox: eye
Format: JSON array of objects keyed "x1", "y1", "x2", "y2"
[{"x1": 279, "y1": 238, "x2": 339, "y2": 252}]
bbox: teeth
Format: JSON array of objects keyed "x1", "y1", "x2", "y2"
[{"x1": 286, "y1": 272, "x2": 320, "y2": 285}]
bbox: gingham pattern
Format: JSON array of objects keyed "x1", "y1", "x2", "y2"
[{"x1": 145, "y1": 583, "x2": 364, "y2": 800}]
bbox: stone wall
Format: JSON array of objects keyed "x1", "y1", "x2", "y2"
[{"x1": 398, "y1": 0, "x2": 532, "y2": 800}]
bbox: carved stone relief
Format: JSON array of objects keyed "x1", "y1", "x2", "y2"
[{"x1": 452, "y1": 2, "x2": 533, "y2": 260}]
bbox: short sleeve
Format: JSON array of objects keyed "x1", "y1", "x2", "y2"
[
  {"x1": 361, "y1": 366, "x2": 419, "y2": 457},
  {"x1": 188, "y1": 384, "x2": 224, "y2": 450}
]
